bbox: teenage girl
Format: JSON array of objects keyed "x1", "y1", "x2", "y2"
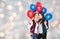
[
  {"x1": 37, "y1": 13, "x2": 49, "y2": 39},
  {"x1": 28, "y1": 13, "x2": 38, "y2": 39}
]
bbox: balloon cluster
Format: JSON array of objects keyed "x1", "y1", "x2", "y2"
[{"x1": 27, "y1": 2, "x2": 52, "y2": 20}]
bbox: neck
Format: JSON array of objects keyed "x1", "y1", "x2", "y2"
[{"x1": 34, "y1": 18, "x2": 37, "y2": 23}]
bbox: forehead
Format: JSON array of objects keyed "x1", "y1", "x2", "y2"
[
  {"x1": 39, "y1": 13, "x2": 41, "y2": 15},
  {"x1": 35, "y1": 13, "x2": 38, "y2": 15}
]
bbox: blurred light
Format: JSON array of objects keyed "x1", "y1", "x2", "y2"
[
  {"x1": 4, "y1": 22, "x2": 10, "y2": 30},
  {"x1": 54, "y1": 12, "x2": 60, "y2": 19},
  {"x1": 23, "y1": 20, "x2": 28, "y2": 25},
  {"x1": 4, "y1": 22, "x2": 15, "y2": 30},
  {"x1": 15, "y1": 33, "x2": 20, "y2": 39},
  {"x1": 9, "y1": 12, "x2": 17, "y2": 21},
  {"x1": 47, "y1": 37, "x2": 51, "y2": 39},
  {"x1": 5, "y1": 31, "x2": 11, "y2": 35},
  {"x1": 12, "y1": 12, "x2": 17, "y2": 17},
  {"x1": 0, "y1": 26, "x2": 3, "y2": 31},
  {"x1": 58, "y1": 24, "x2": 60, "y2": 28},
  {"x1": 2, "y1": 0, "x2": 7, "y2": 2},
  {"x1": 28, "y1": 0, "x2": 32, "y2": 4},
  {"x1": 0, "y1": 8, "x2": 3, "y2": 12},
  {"x1": 6, "y1": 5, "x2": 13, "y2": 10},
  {"x1": 52, "y1": 0, "x2": 56, "y2": 5},
  {"x1": 10, "y1": 21, "x2": 15, "y2": 26},
  {"x1": 19, "y1": 6, "x2": 24, "y2": 12},
  {"x1": 0, "y1": 32, "x2": 5, "y2": 37},
  {"x1": 24, "y1": 0, "x2": 27, "y2": 2},
  {"x1": 49, "y1": 8, "x2": 54, "y2": 12},
  {"x1": 42, "y1": 0, "x2": 46, "y2": 2},
  {"x1": 5, "y1": 35, "x2": 13, "y2": 39},
  {"x1": 25, "y1": 33, "x2": 31, "y2": 38},
  {"x1": 0, "y1": 13, "x2": 4, "y2": 19},
  {"x1": 15, "y1": 14, "x2": 20, "y2": 20},
  {"x1": 51, "y1": 20, "x2": 59, "y2": 28},
  {"x1": 57, "y1": 29, "x2": 60, "y2": 34},
  {"x1": 16, "y1": 1, "x2": 22, "y2": 6},
  {"x1": 20, "y1": 27, "x2": 24, "y2": 31},
  {"x1": 0, "y1": 2, "x2": 5, "y2": 7},
  {"x1": 9, "y1": 16, "x2": 14, "y2": 21},
  {"x1": 56, "y1": 6, "x2": 60, "y2": 10}
]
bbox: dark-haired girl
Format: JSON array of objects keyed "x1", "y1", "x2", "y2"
[
  {"x1": 28, "y1": 13, "x2": 38, "y2": 39},
  {"x1": 37, "y1": 13, "x2": 49, "y2": 39}
]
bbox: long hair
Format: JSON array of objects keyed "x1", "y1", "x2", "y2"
[
  {"x1": 38, "y1": 13, "x2": 45, "y2": 24},
  {"x1": 34, "y1": 13, "x2": 38, "y2": 18}
]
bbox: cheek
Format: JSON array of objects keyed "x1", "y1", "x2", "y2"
[
  {"x1": 41, "y1": 16, "x2": 42, "y2": 18},
  {"x1": 35, "y1": 16, "x2": 37, "y2": 18},
  {"x1": 36, "y1": 15, "x2": 38, "y2": 17},
  {"x1": 39, "y1": 16, "x2": 42, "y2": 18}
]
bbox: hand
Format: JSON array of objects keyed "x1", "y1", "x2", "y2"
[
  {"x1": 44, "y1": 20, "x2": 47, "y2": 26},
  {"x1": 29, "y1": 19, "x2": 33, "y2": 26},
  {"x1": 44, "y1": 21, "x2": 49, "y2": 30},
  {"x1": 46, "y1": 26, "x2": 48, "y2": 29},
  {"x1": 29, "y1": 19, "x2": 32, "y2": 24}
]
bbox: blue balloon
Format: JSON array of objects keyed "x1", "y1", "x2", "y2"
[
  {"x1": 45, "y1": 13, "x2": 52, "y2": 20},
  {"x1": 42, "y1": 7, "x2": 47, "y2": 14},
  {"x1": 30, "y1": 4, "x2": 36, "y2": 12}
]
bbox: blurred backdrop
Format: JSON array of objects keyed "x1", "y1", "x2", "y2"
[{"x1": 0, "y1": 0, "x2": 60, "y2": 39}]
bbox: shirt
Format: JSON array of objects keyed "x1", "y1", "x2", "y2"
[
  {"x1": 28, "y1": 20, "x2": 38, "y2": 34},
  {"x1": 34, "y1": 23, "x2": 38, "y2": 33},
  {"x1": 37, "y1": 24, "x2": 43, "y2": 34}
]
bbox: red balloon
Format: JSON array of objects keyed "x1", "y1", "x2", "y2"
[
  {"x1": 36, "y1": 2, "x2": 42, "y2": 6},
  {"x1": 36, "y1": 2, "x2": 42, "y2": 12},
  {"x1": 36, "y1": 6, "x2": 42, "y2": 12},
  {"x1": 27, "y1": 10, "x2": 34, "y2": 19}
]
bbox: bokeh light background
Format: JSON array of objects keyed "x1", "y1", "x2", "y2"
[{"x1": 0, "y1": 0, "x2": 60, "y2": 39}]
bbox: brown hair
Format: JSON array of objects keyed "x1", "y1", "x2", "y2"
[
  {"x1": 38, "y1": 13, "x2": 45, "y2": 24},
  {"x1": 34, "y1": 13, "x2": 38, "y2": 18}
]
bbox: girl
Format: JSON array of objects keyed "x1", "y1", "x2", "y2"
[
  {"x1": 28, "y1": 13, "x2": 38, "y2": 39},
  {"x1": 37, "y1": 13, "x2": 49, "y2": 39}
]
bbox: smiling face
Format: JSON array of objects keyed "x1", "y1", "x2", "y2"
[
  {"x1": 38, "y1": 13, "x2": 45, "y2": 24},
  {"x1": 34, "y1": 13, "x2": 38, "y2": 18},
  {"x1": 38, "y1": 13, "x2": 42, "y2": 19},
  {"x1": 34, "y1": 13, "x2": 39, "y2": 21}
]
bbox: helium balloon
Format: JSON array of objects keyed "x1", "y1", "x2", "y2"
[
  {"x1": 36, "y1": 5, "x2": 42, "y2": 12},
  {"x1": 36, "y1": 2, "x2": 42, "y2": 12},
  {"x1": 42, "y1": 7, "x2": 47, "y2": 14},
  {"x1": 30, "y1": 4, "x2": 36, "y2": 12},
  {"x1": 36, "y1": 2, "x2": 42, "y2": 6},
  {"x1": 27, "y1": 10, "x2": 34, "y2": 19},
  {"x1": 45, "y1": 13, "x2": 52, "y2": 20}
]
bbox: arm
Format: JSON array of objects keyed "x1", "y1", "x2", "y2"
[{"x1": 44, "y1": 20, "x2": 49, "y2": 30}]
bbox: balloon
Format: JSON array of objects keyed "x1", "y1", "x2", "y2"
[
  {"x1": 30, "y1": 4, "x2": 36, "y2": 12},
  {"x1": 36, "y1": 2, "x2": 42, "y2": 6},
  {"x1": 42, "y1": 7, "x2": 47, "y2": 14},
  {"x1": 27, "y1": 10, "x2": 34, "y2": 19},
  {"x1": 36, "y1": 5, "x2": 42, "y2": 13},
  {"x1": 36, "y1": 2, "x2": 42, "y2": 12},
  {"x1": 45, "y1": 13, "x2": 52, "y2": 20}
]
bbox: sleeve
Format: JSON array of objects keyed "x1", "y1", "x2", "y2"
[
  {"x1": 46, "y1": 20, "x2": 49, "y2": 27},
  {"x1": 46, "y1": 20, "x2": 49, "y2": 29}
]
